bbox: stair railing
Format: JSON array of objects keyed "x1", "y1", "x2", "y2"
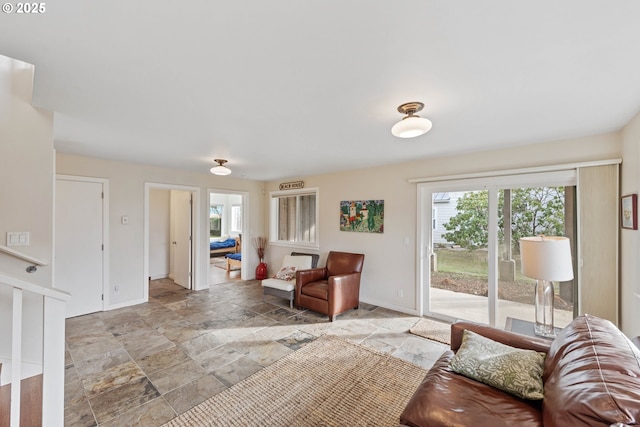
[{"x1": 0, "y1": 253, "x2": 69, "y2": 427}]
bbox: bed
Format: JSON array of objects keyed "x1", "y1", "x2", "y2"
[
  {"x1": 210, "y1": 236, "x2": 240, "y2": 256},
  {"x1": 225, "y1": 253, "x2": 242, "y2": 271}
]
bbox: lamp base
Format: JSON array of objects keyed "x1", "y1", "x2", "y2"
[
  {"x1": 534, "y1": 279, "x2": 556, "y2": 338},
  {"x1": 534, "y1": 323, "x2": 556, "y2": 338}
]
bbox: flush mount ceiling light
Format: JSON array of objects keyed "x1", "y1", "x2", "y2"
[
  {"x1": 391, "y1": 102, "x2": 433, "y2": 138},
  {"x1": 210, "y1": 159, "x2": 231, "y2": 176}
]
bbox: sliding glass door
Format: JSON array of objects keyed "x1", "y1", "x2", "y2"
[{"x1": 419, "y1": 171, "x2": 577, "y2": 328}]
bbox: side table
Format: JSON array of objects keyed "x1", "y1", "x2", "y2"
[{"x1": 504, "y1": 317, "x2": 561, "y2": 340}]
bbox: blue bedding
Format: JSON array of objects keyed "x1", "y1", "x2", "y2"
[
  {"x1": 225, "y1": 253, "x2": 241, "y2": 261},
  {"x1": 210, "y1": 238, "x2": 236, "y2": 250}
]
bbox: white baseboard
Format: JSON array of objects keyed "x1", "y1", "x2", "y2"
[
  {"x1": 150, "y1": 273, "x2": 169, "y2": 280},
  {"x1": 106, "y1": 297, "x2": 147, "y2": 311},
  {"x1": 359, "y1": 297, "x2": 419, "y2": 316}
]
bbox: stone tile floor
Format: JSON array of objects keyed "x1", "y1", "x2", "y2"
[{"x1": 64, "y1": 276, "x2": 448, "y2": 426}]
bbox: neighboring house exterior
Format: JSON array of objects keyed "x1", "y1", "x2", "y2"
[{"x1": 432, "y1": 192, "x2": 464, "y2": 246}]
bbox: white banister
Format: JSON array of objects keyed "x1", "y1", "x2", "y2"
[
  {"x1": 10, "y1": 288, "x2": 22, "y2": 427},
  {"x1": 41, "y1": 296, "x2": 66, "y2": 426},
  {"x1": 0, "y1": 272, "x2": 69, "y2": 427},
  {"x1": 0, "y1": 245, "x2": 48, "y2": 267}
]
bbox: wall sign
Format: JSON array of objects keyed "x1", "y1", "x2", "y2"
[{"x1": 279, "y1": 181, "x2": 304, "y2": 190}]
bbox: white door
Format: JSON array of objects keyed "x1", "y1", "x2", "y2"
[
  {"x1": 170, "y1": 190, "x2": 192, "y2": 289},
  {"x1": 55, "y1": 178, "x2": 104, "y2": 318}
]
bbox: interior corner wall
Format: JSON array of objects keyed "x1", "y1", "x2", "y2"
[
  {"x1": 620, "y1": 110, "x2": 640, "y2": 338},
  {"x1": 0, "y1": 54, "x2": 53, "y2": 368},
  {"x1": 0, "y1": 55, "x2": 54, "y2": 286},
  {"x1": 265, "y1": 133, "x2": 622, "y2": 315},
  {"x1": 56, "y1": 153, "x2": 266, "y2": 309}
]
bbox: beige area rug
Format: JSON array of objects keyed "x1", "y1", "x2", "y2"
[
  {"x1": 162, "y1": 335, "x2": 428, "y2": 427},
  {"x1": 409, "y1": 318, "x2": 452, "y2": 345}
]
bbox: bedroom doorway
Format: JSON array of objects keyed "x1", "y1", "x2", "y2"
[
  {"x1": 208, "y1": 189, "x2": 247, "y2": 285},
  {"x1": 144, "y1": 183, "x2": 199, "y2": 300}
]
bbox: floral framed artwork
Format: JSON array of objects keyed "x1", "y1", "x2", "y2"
[
  {"x1": 621, "y1": 194, "x2": 637, "y2": 230},
  {"x1": 339, "y1": 200, "x2": 384, "y2": 233}
]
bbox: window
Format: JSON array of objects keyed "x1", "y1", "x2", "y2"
[
  {"x1": 432, "y1": 207, "x2": 437, "y2": 230},
  {"x1": 210, "y1": 204, "x2": 223, "y2": 237},
  {"x1": 231, "y1": 205, "x2": 242, "y2": 233},
  {"x1": 270, "y1": 188, "x2": 318, "y2": 247}
]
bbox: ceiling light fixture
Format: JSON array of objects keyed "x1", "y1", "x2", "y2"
[
  {"x1": 210, "y1": 159, "x2": 231, "y2": 176},
  {"x1": 391, "y1": 102, "x2": 433, "y2": 138}
]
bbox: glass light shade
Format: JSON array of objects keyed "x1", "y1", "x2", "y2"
[
  {"x1": 210, "y1": 165, "x2": 231, "y2": 176},
  {"x1": 391, "y1": 116, "x2": 433, "y2": 138}
]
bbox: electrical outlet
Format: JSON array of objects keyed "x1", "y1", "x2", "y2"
[
  {"x1": 114, "y1": 285, "x2": 120, "y2": 293},
  {"x1": 397, "y1": 290, "x2": 404, "y2": 298}
]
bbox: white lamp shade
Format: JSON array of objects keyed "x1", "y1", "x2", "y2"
[
  {"x1": 210, "y1": 165, "x2": 231, "y2": 176},
  {"x1": 519, "y1": 236, "x2": 574, "y2": 281},
  {"x1": 391, "y1": 116, "x2": 433, "y2": 138}
]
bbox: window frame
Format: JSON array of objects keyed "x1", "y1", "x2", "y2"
[
  {"x1": 269, "y1": 187, "x2": 320, "y2": 249},
  {"x1": 230, "y1": 204, "x2": 242, "y2": 233}
]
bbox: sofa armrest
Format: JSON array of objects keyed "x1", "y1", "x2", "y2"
[{"x1": 451, "y1": 321, "x2": 552, "y2": 354}]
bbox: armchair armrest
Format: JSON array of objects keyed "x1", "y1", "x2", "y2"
[
  {"x1": 451, "y1": 321, "x2": 552, "y2": 354},
  {"x1": 327, "y1": 272, "x2": 361, "y2": 293}
]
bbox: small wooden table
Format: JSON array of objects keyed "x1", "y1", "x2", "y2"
[{"x1": 505, "y1": 317, "x2": 561, "y2": 340}]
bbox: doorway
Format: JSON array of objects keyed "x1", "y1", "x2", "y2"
[
  {"x1": 144, "y1": 183, "x2": 198, "y2": 299},
  {"x1": 208, "y1": 189, "x2": 247, "y2": 285}
]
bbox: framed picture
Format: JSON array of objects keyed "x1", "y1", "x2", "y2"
[
  {"x1": 621, "y1": 194, "x2": 637, "y2": 230},
  {"x1": 339, "y1": 200, "x2": 384, "y2": 233}
]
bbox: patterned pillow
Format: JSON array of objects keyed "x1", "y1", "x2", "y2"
[
  {"x1": 274, "y1": 266, "x2": 297, "y2": 281},
  {"x1": 450, "y1": 329, "x2": 546, "y2": 400}
]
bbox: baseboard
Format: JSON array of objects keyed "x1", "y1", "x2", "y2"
[
  {"x1": 106, "y1": 297, "x2": 147, "y2": 311},
  {"x1": 150, "y1": 273, "x2": 169, "y2": 280},
  {"x1": 359, "y1": 297, "x2": 419, "y2": 316}
]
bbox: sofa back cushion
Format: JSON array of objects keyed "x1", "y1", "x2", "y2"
[{"x1": 543, "y1": 314, "x2": 640, "y2": 427}]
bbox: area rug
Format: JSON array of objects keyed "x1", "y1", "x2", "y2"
[
  {"x1": 210, "y1": 257, "x2": 240, "y2": 271},
  {"x1": 409, "y1": 318, "x2": 451, "y2": 345},
  {"x1": 162, "y1": 335, "x2": 428, "y2": 427}
]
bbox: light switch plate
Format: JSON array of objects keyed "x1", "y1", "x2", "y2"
[{"x1": 6, "y1": 232, "x2": 29, "y2": 246}]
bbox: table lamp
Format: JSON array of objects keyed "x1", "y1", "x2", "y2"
[{"x1": 519, "y1": 236, "x2": 574, "y2": 337}]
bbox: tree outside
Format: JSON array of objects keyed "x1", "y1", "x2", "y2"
[
  {"x1": 432, "y1": 187, "x2": 572, "y2": 311},
  {"x1": 441, "y1": 187, "x2": 565, "y2": 252}
]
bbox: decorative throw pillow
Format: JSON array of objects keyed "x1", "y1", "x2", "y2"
[
  {"x1": 450, "y1": 329, "x2": 546, "y2": 400},
  {"x1": 274, "y1": 266, "x2": 297, "y2": 281}
]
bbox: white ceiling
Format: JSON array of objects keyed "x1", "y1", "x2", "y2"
[{"x1": 2, "y1": 1, "x2": 640, "y2": 181}]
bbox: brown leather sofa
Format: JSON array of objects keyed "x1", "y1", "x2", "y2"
[
  {"x1": 399, "y1": 314, "x2": 640, "y2": 427},
  {"x1": 295, "y1": 251, "x2": 364, "y2": 321}
]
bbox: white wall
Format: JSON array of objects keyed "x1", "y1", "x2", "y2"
[
  {"x1": 149, "y1": 189, "x2": 170, "y2": 280},
  {"x1": 0, "y1": 55, "x2": 53, "y2": 369},
  {"x1": 265, "y1": 133, "x2": 622, "y2": 315},
  {"x1": 56, "y1": 153, "x2": 266, "y2": 308},
  {"x1": 621, "y1": 110, "x2": 640, "y2": 338},
  {"x1": 0, "y1": 55, "x2": 54, "y2": 284}
]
